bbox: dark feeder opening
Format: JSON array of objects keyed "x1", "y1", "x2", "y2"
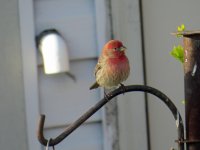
[{"x1": 179, "y1": 30, "x2": 200, "y2": 150}]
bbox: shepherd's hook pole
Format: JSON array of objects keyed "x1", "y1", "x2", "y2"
[{"x1": 37, "y1": 85, "x2": 184, "y2": 150}]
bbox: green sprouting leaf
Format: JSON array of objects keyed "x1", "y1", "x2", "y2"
[
  {"x1": 170, "y1": 45, "x2": 184, "y2": 63},
  {"x1": 177, "y1": 24, "x2": 185, "y2": 32},
  {"x1": 177, "y1": 24, "x2": 186, "y2": 38}
]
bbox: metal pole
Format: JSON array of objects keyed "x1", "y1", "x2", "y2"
[{"x1": 183, "y1": 32, "x2": 200, "y2": 150}]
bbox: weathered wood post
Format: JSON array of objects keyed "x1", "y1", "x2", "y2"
[{"x1": 182, "y1": 31, "x2": 200, "y2": 150}]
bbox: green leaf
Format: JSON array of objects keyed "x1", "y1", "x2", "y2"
[
  {"x1": 177, "y1": 24, "x2": 185, "y2": 32},
  {"x1": 170, "y1": 45, "x2": 184, "y2": 63},
  {"x1": 176, "y1": 24, "x2": 185, "y2": 38}
]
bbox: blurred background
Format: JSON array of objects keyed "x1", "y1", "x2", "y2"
[{"x1": 1, "y1": 0, "x2": 200, "y2": 150}]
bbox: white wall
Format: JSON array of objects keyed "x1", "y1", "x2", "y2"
[
  {"x1": 20, "y1": 0, "x2": 111, "y2": 150},
  {"x1": 142, "y1": 0, "x2": 200, "y2": 149},
  {"x1": 0, "y1": 0, "x2": 27, "y2": 149}
]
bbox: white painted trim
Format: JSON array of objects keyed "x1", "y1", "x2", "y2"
[
  {"x1": 18, "y1": 0, "x2": 41, "y2": 150},
  {"x1": 95, "y1": 0, "x2": 110, "y2": 55},
  {"x1": 110, "y1": 0, "x2": 148, "y2": 150},
  {"x1": 95, "y1": 1, "x2": 115, "y2": 150}
]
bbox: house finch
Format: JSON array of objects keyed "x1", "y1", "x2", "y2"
[{"x1": 90, "y1": 40, "x2": 130, "y2": 90}]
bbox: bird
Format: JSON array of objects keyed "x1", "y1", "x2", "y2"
[{"x1": 90, "y1": 40, "x2": 130, "y2": 91}]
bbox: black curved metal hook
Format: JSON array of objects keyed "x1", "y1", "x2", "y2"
[{"x1": 37, "y1": 85, "x2": 184, "y2": 150}]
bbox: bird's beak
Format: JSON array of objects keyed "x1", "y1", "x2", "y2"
[{"x1": 120, "y1": 46, "x2": 127, "y2": 51}]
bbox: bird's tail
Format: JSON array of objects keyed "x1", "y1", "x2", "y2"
[{"x1": 89, "y1": 82, "x2": 99, "y2": 90}]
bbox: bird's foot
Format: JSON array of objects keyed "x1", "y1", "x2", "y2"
[{"x1": 120, "y1": 83, "x2": 126, "y2": 95}]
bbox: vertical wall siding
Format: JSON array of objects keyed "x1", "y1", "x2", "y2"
[{"x1": 0, "y1": 0, "x2": 27, "y2": 150}]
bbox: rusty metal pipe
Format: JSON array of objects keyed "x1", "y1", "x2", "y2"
[{"x1": 182, "y1": 31, "x2": 200, "y2": 150}]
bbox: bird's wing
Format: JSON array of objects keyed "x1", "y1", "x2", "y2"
[
  {"x1": 89, "y1": 56, "x2": 103, "y2": 90},
  {"x1": 94, "y1": 56, "x2": 103, "y2": 77}
]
